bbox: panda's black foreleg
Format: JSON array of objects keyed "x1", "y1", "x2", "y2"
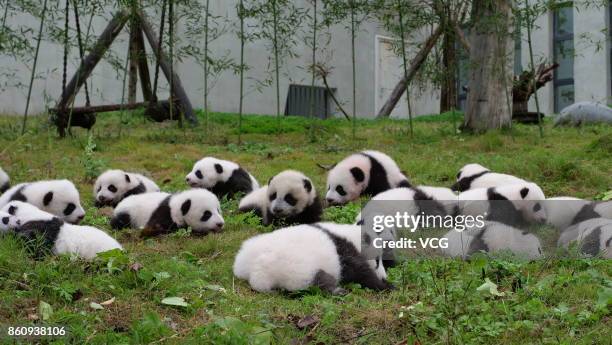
[{"x1": 110, "y1": 213, "x2": 131, "y2": 230}]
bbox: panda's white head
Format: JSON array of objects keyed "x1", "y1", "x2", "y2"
[
  {"x1": 325, "y1": 154, "x2": 371, "y2": 205},
  {"x1": 169, "y1": 189, "x2": 224, "y2": 235},
  {"x1": 268, "y1": 170, "x2": 317, "y2": 217},
  {"x1": 1, "y1": 201, "x2": 56, "y2": 226},
  {"x1": 94, "y1": 170, "x2": 140, "y2": 206},
  {"x1": 0, "y1": 210, "x2": 20, "y2": 232},
  {"x1": 30, "y1": 180, "x2": 85, "y2": 224},
  {"x1": 186, "y1": 157, "x2": 237, "y2": 189},
  {"x1": 456, "y1": 163, "x2": 489, "y2": 181},
  {"x1": 497, "y1": 183, "x2": 547, "y2": 224}
]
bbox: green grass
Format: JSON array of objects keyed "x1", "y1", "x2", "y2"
[{"x1": 0, "y1": 112, "x2": 610, "y2": 344}]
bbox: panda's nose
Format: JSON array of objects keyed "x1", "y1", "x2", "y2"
[
  {"x1": 326, "y1": 198, "x2": 335, "y2": 204},
  {"x1": 216, "y1": 222, "x2": 224, "y2": 229},
  {"x1": 98, "y1": 196, "x2": 107, "y2": 202}
]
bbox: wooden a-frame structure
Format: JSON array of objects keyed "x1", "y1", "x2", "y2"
[{"x1": 51, "y1": 8, "x2": 197, "y2": 136}]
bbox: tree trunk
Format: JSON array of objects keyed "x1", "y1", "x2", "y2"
[
  {"x1": 463, "y1": 0, "x2": 512, "y2": 131},
  {"x1": 440, "y1": 29, "x2": 457, "y2": 113}
]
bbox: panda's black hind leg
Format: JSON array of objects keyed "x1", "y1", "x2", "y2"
[
  {"x1": 312, "y1": 270, "x2": 346, "y2": 295},
  {"x1": 110, "y1": 213, "x2": 131, "y2": 230}
]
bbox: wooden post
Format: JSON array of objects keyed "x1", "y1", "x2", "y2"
[
  {"x1": 128, "y1": 19, "x2": 139, "y2": 104},
  {"x1": 138, "y1": 9, "x2": 197, "y2": 125},
  {"x1": 56, "y1": 10, "x2": 130, "y2": 111},
  {"x1": 134, "y1": 26, "x2": 153, "y2": 102}
]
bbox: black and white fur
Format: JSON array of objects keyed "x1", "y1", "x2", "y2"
[
  {"x1": 557, "y1": 218, "x2": 612, "y2": 258},
  {"x1": 1, "y1": 201, "x2": 122, "y2": 259},
  {"x1": 325, "y1": 150, "x2": 411, "y2": 205},
  {"x1": 0, "y1": 167, "x2": 9, "y2": 194},
  {"x1": 458, "y1": 183, "x2": 546, "y2": 228},
  {"x1": 0, "y1": 210, "x2": 20, "y2": 233},
  {"x1": 238, "y1": 170, "x2": 322, "y2": 226},
  {"x1": 451, "y1": 163, "x2": 527, "y2": 192},
  {"x1": 233, "y1": 222, "x2": 392, "y2": 294},
  {"x1": 111, "y1": 189, "x2": 224, "y2": 237},
  {"x1": 0, "y1": 180, "x2": 86, "y2": 224},
  {"x1": 441, "y1": 221, "x2": 543, "y2": 259},
  {"x1": 355, "y1": 186, "x2": 458, "y2": 268},
  {"x1": 94, "y1": 169, "x2": 160, "y2": 207},
  {"x1": 186, "y1": 157, "x2": 259, "y2": 199},
  {"x1": 544, "y1": 197, "x2": 612, "y2": 231}
]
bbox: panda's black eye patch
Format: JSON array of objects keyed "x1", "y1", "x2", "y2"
[
  {"x1": 97, "y1": 186, "x2": 101, "y2": 193},
  {"x1": 201, "y1": 210, "x2": 212, "y2": 222},
  {"x1": 375, "y1": 256, "x2": 381, "y2": 269},
  {"x1": 64, "y1": 203, "x2": 76, "y2": 216},
  {"x1": 108, "y1": 185, "x2": 117, "y2": 193},
  {"x1": 269, "y1": 192, "x2": 277, "y2": 201},
  {"x1": 214, "y1": 164, "x2": 223, "y2": 174},
  {"x1": 336, "y1": 185, "x2": 347, "y2": 196},
  {"x1": 456, "y1": 172, "x2": 461, "y2": 179},
  {"x1": 195, "y1": 170, "x2": 203, "y2": 179},
  {"x1": 8, "y1": 206, "x2": 16, "y2": 215},
  {"x1": 284, "y1": 194, "x2": 297, "y2": 206},
  {"x1": 2, "y1": 217, "x2": 8, "y2": 225},
  {"x1": 533, "y1": 203, "x2": 542, "y2": 212}
]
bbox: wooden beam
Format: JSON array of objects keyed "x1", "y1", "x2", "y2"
[
  {"x1": 138, "y1": 9, "x2": 197, "y2": 125},
  {"x1": 128, "y1": 18, "x2": 139, "y2": 104},
  {"x1": 377, "y1": 26, "x2": 442, "y2": 118},
  {"x1": 56, "y1": 10, "x2": 130, "y2": 111},
  {"x1": 134, "y1": 24, "x2": 153, "y2": 102}
]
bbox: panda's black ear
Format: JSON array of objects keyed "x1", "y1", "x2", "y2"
[
  {"x1": 520, "y1": 187, "x2": 529, "y2": 199},
  {"x1": 43, "y1": 192, "x2": 54, "y2": 206},
  {"x1": 125, "y1": 174, "x2": 131, "y2": 183},
  {"x1": 267, "y1": 176, "x2": 274, "y2": 185},
  {"x1": 303, "y1": 179, "x2": 312, "y2": 193},
  {"x1": 181, "y1": 199, "x2": 192, "y2": 215},
  {"x1": 350, "y1": 167, "x2": 365, "y2": 183},
  {"x1": 215, "y1": 164, "x2": 223, "y2": 174}
]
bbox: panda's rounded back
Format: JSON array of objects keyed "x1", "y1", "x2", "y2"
[{"x1": 114, "y1": 192, "x2": 171, "y2": 228}]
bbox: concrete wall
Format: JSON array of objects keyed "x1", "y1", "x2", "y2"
[
  {"x1": 0, "y1": 1, "x2": 609, "y2": 117},
  {"x1": 0, "y1": 0, "x2": 383, "y2": 118}
]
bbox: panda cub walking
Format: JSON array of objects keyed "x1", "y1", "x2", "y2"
[
  {"x1": 186, "y1": 157, "x2": 259, "y2": 199},
  {"x1": 94, "y1": 170, "x2": 160, "y2": 207},
  {"x1": 0, "y1": 180, "x2": 86, "y2": 224},
  {"x1": 451, "y1": 163, "x2": 527, "y2": 192},
  {"x1": 0, "y1": 167, "x2": 10, "y2": 194},
  {"x1": 1, "y1": 201, "x2": 122, "y2": 259},
  {"x1": 325, "y1": 150, "x2": 410, "y2": 205},
  {"x1": 239, "y1": 170, "x2": 322, "y2": 226},
  {"x1": 111, "y1": 189, "x2": 224, "y2": 237},
  {"x1": 233, "y1": 223, "x2": 392, "y2": 294}
]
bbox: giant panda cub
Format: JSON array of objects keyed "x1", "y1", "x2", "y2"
[
  {"x1": 233, "y1": 222, "x2": 392, "y2": 294},
  {"x1": 544, "y1": 197, "x2": 612, "y2": 231},
  {"x1": 441, "y1": 221, "x2": 543, "y2": 260},
  {"x1": 94, "y1": 170, "x2": 160, "y2": 207},
  {"x1": 557, "y1": 218, "x2": 612, "y2": 258},
  {"x1": 0, "y1": 167, "x2": 10, "y2": 194},
  {"x1": 325, "y1": 150, "x2": 411, "y2": 205},
  {"x1": 1, "y1": 201, "x2": 122, "y2": 259},
  {"x1": 0, "y1": 180, "x2": 86, "y2": 224},
  {"x1": 238, "y1": 170, "x2": 322, "y2": 226},
  {"x1": 458, "y1": 182, "x2": 546, "y2": 228},
  {"x1": 186, "y1": 157, "x2": 259, "y2": 199},
  {"x1": 111, "y1": 189, "x2": 224, "y2": 237},
  {"x1": 451, "y1": 163, "x2": 527, "y2": 192}
]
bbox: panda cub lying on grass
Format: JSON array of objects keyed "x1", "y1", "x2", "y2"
[
  {"x1": 557, "y1": 218, "x2": 612, "y2": 258},
  {"x1": 1, "y1": 201, "x2": 122, "y2": 259},
  {"x1": 451, "y1": 163, "x2": 527, "y2": 192},
  {"x1": 0, "y1": 179, "x2": 86, "y2": 224},
  {"x1": 94, "y1": 169, "x2": 160, "y2": 207},
  {"x1": 186, "y1": 157, "x2": 259, "y2": 199},
  {"x1": 233, "y1": 222, "x2": 392, "y2": 294},
  {"x1": 325, "y1": 150, "x2": 411, "y2": 205},
  {"x1": 238, "y1": 170, "x2": 322, "y2": 226},
  {"x1": 0, "y1": 210, "x2": 19, "y2": 233},
  {"x1": 111, "y1": 189, "x2": 224, "y2": 237},
  {"x1": 0, "y1": 167, "x2": 10, "y2": 194}
]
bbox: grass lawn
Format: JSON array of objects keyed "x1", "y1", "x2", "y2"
[{"x1": 0, "y1": 111, "x2": 610, "y2": 344}]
